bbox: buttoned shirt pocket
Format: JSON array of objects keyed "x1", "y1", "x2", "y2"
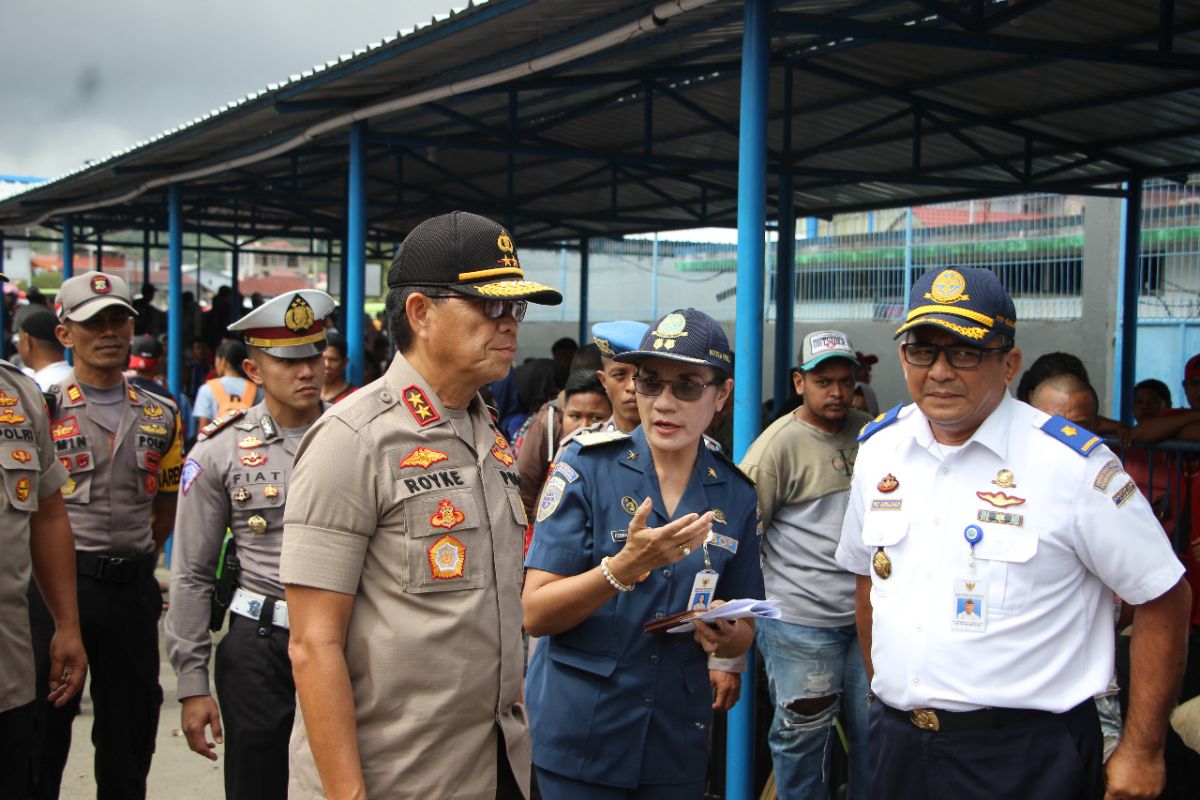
[
  {"x1": 403, "y1": 490, "x2": 486, "y2": 593},
  {"x1": 973, "y1": 526, "x2": 1039, "y2": 615},
  {"x1": 0, "y1": 448, "x2": 38, "y2": 512},
  {"x1": 57, "y1": 449, "x2": 93, "y2": 505},
  {"x1": 861, "y1": 508, "x2": 909, "y2": 596}
]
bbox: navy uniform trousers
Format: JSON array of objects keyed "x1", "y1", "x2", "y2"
[
  {"x1": 28, "y1": 560, "x2": 162, "y2": 800},
  {"x1": 870, "y1": 698, "x2": 1104, "y2": 800}
]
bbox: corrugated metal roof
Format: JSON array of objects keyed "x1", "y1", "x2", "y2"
[{"x1": 1, "y1": 0, "x2": 1198, "y2": 244}]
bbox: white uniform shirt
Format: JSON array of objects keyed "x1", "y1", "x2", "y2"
[{"x1": 836, "y1": 393, "x2": 1183, "y2": 713}]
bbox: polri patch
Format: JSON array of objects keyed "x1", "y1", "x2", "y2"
[
  {"x1": 180, "y1": 458, "x2": 203, "y2": 495},
  {"x1": 428, "y1": 534, "x2": 466, "y2": 580}
]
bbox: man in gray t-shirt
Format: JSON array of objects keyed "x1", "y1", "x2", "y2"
[{"x1": 740, "y1": 330, "x2": 871, "y2": 800}]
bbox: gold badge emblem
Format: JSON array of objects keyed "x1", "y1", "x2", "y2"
[
  {"x1": 428, "y1": 534, "x2": 467, "y2": 580},
  {"x1": 90, "y1": 275, "x2": 111, "y2": 294},
  {"x1": 238, "y1": 436, "x2": 264, "y2": 449},
  {"x1": 707, "y1": 467, "x2": 718, "y2": 478},
  {"x1": 0, "y1": 408, "x2": 26, "y2": 425},
  {"x1": 127, "y1": 387, "x2": 138, "y2": 403},
  {"x1": 61, "y1": 478, "x2": 76, "y2": 496},
  {"x1": 66, "y1": 384, "x2": 83, "y2": 404},
  {"x1": 1061, "y1": 424, "x2": 1078, "y2": 437},
  {"x1": 143, "y1": 404, "x2": 164, "y2": 419},
  {"x1": 284, "y1": 295, "x2": 316, "y2": 333},
  {"x1": 399, "y1": 447, "x2": 449, "y2": 470},
  {"x1": 926, "y1": 269, "x2": 968, "y2": 304},
  {"x1": 712, "y1": 509, "x2": 727, "y2": 525},
  {"x1": 139, "y1": 423, "x2": 167, "y2": 436},
  {"x1": 651, "y1": 312, "x2": 688, "y2": 351},
  {"x1": 431, "y1": 498, "x2": 466, "y2": 530},
  {"x1": 15, "y1": 477, "x2": 30, "y2": 501},
  {"x1": 976, "y1": 491, "x2": 1025, "y2": 508},
  {"x1": 11, "y1": 449, "x2": 31, "y2": 463},
  {"x1": 264, "y1": 484, "x2": 279, "y2": 501},
  {"x1": 877, "y1": 474, "x2": 899, "y2": 493},
  {"x1": 0, "y1": 391, "x2": 18, "y2": 407},
  {"x1": 991, "y1": 469, "x2": 1015, "y2": 489},
  {"x1": 496, "y1": 232, "x2": 519, "y2": 268},
  {"x1": 248, "y1": 514, "x2": 268, "y2": 534},
  {"x1": 491, "y1": 446, "x2": 514, "y2": 467},
  {"x1": 910, "y1": 709, "x2": 940, "y2": 731},
  {"x1": 621, "y1": 496, "x2": 639, "y2": 516},
  {"x1": 240, "y1": 452, "x2": 268, "y2": 467},
  {"x1": 233, "y1": 487, "x2": 251, "y2": 504},
  {"x1": 872, "y1": 548, "x2": 892, "y2": 579}
]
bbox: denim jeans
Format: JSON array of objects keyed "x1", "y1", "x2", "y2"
[{"x1": 756, "y1": 618, "x2": 870, "y2": 800}]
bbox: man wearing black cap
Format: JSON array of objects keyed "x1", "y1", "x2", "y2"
[
  {"x1": 836, "y1": 267, "x2": 1190, "y2": 799},
  {"x1": 16, "y1": 307, "x2": 70, "y2": 391},
  {"x1": 281, "y1": 212, "x2": 561, "y2": 799}
]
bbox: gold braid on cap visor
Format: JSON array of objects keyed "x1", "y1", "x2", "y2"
[
  {"x1": 895, "y1": 317, "x2": 990, "y2": 340},
  {"x1": 244, "y1": 331, "x2": 327, "y2": 347}
]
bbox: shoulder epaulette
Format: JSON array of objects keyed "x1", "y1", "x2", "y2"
[
  {"x1": 574, "y1": 430, "x2": 631, "y2": 448},
  {"x1": 197, "y1": 408, "x2": 248, "y2": 441},
  {"x1": 130, "y1": 382, "x2": 179, "y2": 411},
  {"x1": 711, "y1": 448, "x2": 755, "y2": 487},
  {"x1": 858, "y1": 404, "x2": 903, "y2": 442},
  {"x1": 1038, "y1": 415, "x2": 1103, "y2": 456}
]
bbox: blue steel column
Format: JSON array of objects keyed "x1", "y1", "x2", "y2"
[
  {"x1": 346, "y1": 121, "x2": 367, "y2": 386},
  {"x1": 168, "y1": 185, "x2": 183, "y2": 398},
  {"x1": 1118, "y1": 179, "x2": 1143, "y2": 423},
  {"x1": 62, "y1": 214, "x2": 75, "y2": 280},
  {"x1": 773, "y1": 64, "x2": 795, "y2": 417},
  {"x1": 578, "y1": 238, "x2": 589, "y2": 345},
  {"x1": 729, "y1": 1, "x2": 769, "y2": 797}
]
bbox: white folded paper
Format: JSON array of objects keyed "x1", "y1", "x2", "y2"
[{"x1": 667, "y1": 597, "x2": 782, "y2": 633}]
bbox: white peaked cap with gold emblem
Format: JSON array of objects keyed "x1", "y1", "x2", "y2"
[{"x1": 228, "y1": 289, "x2": 336, "y2": 359}]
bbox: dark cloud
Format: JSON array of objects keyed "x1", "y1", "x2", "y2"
[{"x1": 0, "y1": 0, "x2": 457, "y2": 178}]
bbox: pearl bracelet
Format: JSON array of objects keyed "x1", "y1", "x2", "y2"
[{"x1": 600, "y1": 556, "x2": 635, "y2": 592}]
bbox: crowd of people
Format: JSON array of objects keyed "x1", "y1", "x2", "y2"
[{"x1": 0, "y1": 211, "x2": 1198, "y2": 800}]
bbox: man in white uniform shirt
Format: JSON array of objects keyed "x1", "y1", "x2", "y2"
[{"x1": 836, "y1": 266, "x2": 1189, "y2": 800}]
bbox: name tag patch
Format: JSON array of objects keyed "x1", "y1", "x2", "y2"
[{"x1": 870, "y1": 499, "x2": 903, "y2": 511}]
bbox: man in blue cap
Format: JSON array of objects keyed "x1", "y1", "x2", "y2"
[
  {"x1": 523, "y1": 308, "x2": 764, "y2": 798},
  {"x1": 836, "y1": 267, "x2": 1190, "y2": 799},
  {"x1": 591, "y1": 320, "x2": 650, "y2": 435}
]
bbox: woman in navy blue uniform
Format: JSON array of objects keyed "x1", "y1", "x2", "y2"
[{"x1": 523, "y1": 308, "x2": 764, "y2": 799}]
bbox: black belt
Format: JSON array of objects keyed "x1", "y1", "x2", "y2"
[
  {"x1": 881, "y1": 700, "x2": 1065, "y2": 733},
  {"x1": 76, "y1": 551, "x2": 156, "y2": 583}
]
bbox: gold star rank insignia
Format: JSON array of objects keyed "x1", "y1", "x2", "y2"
[
  {"x1": 707, "y1": 467, "x2": 718, "y2": 478},
  {"x1": 402, "y1": 384, "x2": 440, "y2": 426}
]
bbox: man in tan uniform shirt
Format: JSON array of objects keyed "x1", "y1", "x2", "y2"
[
  {"x1": 281, "y1": 211, "x2": 561, "y2": 799},
  {"x1": 166, "y1": 290, "x2": 334, "y2": 800},
  {"x1": 29, "y1": 271, "x2": 184, "y2": 800},
  {"x1": 0, "y1": 319, "x2": 86, "y2": 799}
]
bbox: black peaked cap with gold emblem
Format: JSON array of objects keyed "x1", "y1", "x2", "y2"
[
  {"x1": 387, "y1": 210, "x2": 562, "y2": 305},
  {"x1": 228, "y1": 289, "x2": 335, "y2": 359},
  {"x1": 613, "y1": 308, "x2": 733, "y2": 376},
  {"x1": 894, "y1": 266, "x2": 1017, "y2": 343}
]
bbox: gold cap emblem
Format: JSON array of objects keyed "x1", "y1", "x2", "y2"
[
  {"x1": 284, "y1": 295, "x2": 316, "y2": 333},
  {"x1": 926, "y1": 269, "x2": 968, "y2": 304},
  {"x1": 652, "y1": 312, "x2": 688, "y2": 351}
]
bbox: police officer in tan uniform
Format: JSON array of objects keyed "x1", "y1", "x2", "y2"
[
  {"x1": 165, "y1": 289, "x2": 334, "y2": 800},
  {"x1": 281, "y1": 211, "x2": 561, "y2": 800},
  {"x1": 0, "y1": 272, "x2": 87, "y2": 800},
  {"x1": 29, "y1": 270, "x2": 184, "y2": 800}
]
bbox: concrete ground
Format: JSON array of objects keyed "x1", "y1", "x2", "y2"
[{"x1": 59, "y1": 570, "x2": 225, "y2": 799}]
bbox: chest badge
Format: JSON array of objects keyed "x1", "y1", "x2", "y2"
[
  {"x1": 263, "y1": 484, "x2": 280, "y2": 502},
  {"x1": 76, "y1": 453, "x2": 90, "y2": 470},
  {"x1": 240, "y1": 452, "x2": 268, "y2": 468},
  {"x1": 0, "y1": 391, "x2": 17, "y2": 407},
  {"x1": 238, "y1": 436, "x2": 264, "y2": 449},
  {"x1": 872, "y1": 548, "x2": 892, "y2": 579},
  {"x1": 140, "y1": 423, "x2": 167, "y2": 436},
  {"x1": 248, "y1": 514, "x2": 269, "y2": 534},
  {"x1": 11, "y1": 449, "x2": 31, "y2": 463},
  {"x1": 991, "y1": 469, "x2": 1016, "y2": 489},
  {"x1": 490, "y1": 445, "x2": 514, "y2": 467},
  {"x1": 233, "y1": 487, "x2": 251, "y2": 504},
  {"x1": 428, "y1": 534, "x2": 466, "y2": 580},
  {"x1": 707, "y1": 467, "x2": 717, "y2": 478},
  {"x1": 976, "y1": 491, "x2": 1025, "y2": 508},
  {"x1": 143, "y1": 404, "x2": 164, "y2": 419},
  {"x1": 61, "y1": 478, "x2": 76, "y2": 496},
  {"x1": 399, "y1": 447, "x2": 449, "y2": 470},
  {"x1": 0, "y1": 408, "x2": 26, "y2": 425},
  {"x1": 15, "y1": 477, "x2": 30, "y2": 501},
  {"x1": 626, "y1": 449, "x2": 639, "y2": 462},
  {"x1": 621, "y1": 496, "x2": 639, "y2": 516},
  {"x1": 712, "y1": 508, "x2": 727, "y2": 525},
  {"x1": 430, "y1": 498, "x2": 466, "y2": 530},
  {"x1": 877, "y1": 474, "x2": 899, "y2": 493}
]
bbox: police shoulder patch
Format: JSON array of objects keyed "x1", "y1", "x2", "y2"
[
  {"x1": 574, "y1": 430, "x2": 630, "y2": 448},
  {"x1": 197, "y1": 409, "x2": 248, "y2": 441},
  {"x1": 1038, "y1": 415, "x2": 1102, "y2": 456},
  {"x1": 858, "y1": 404, "x2": 903, "y2": 442},
  {"x1": 180, "y1": 458, "x2": 203, "y2": 495}
]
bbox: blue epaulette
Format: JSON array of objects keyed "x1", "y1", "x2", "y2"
[
  {"x1": 1039, "y1": 415, "x2": 1103, "y2": 456},
  {"x1": 858, "y1": 404, "x2": 902, "y2": 442}
]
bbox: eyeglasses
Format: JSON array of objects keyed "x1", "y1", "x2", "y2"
[
  {"x1": 901, "y1": 342, "x2": 1011, "y2": 369},
  {"x1": 634, "y1": 375, "x2": 718, "y2": 402},
  {"x1": 425, "y1": 294, "x2": 527, "y2": 322}
]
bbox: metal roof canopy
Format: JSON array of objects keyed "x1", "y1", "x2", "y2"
[{"x1": 2, "y1": 0, "x2": 1199, "y2": 246}]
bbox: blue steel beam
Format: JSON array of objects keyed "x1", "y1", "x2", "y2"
[
  {"x1": 728, "y1": 1, "x2": 769, "y2": 798},
  {"x1": 168, "y1": 186, "x2": 183, "y2": 398},
  {"x1": 346, "y1": 121, "x2": 368, "y2": 387},
  {"x1": 62, "y1": 214, "x2": 75, "y2": 279}
]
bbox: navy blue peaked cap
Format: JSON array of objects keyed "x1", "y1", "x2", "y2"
[
  {"x1": 614, "y1": 308, "x2": 732, "y2": 375},
  {"x1": 895, "y1": 267, "x2": 1017, "y2": 343}
]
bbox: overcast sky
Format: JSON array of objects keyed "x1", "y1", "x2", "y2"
[{"x1": 1, "y1": 0, "x2": 459, "y2": 180}]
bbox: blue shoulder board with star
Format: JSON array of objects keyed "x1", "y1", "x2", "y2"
[
  {"x1": 857, "y1": 404, "x2": 902, "y2": 442},
  {"x1": 1039, "y1": 415, "x2": 1103, "y2": 456}
]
